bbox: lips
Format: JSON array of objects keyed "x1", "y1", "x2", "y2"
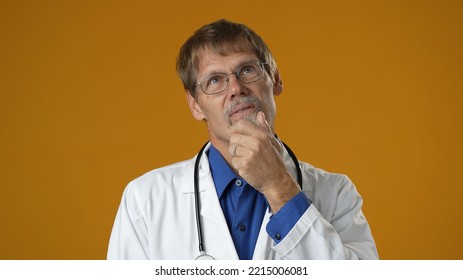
[
  {"x1": 225, "y1": 96, "x2": 263, "y2": 125},
  {"x1": 230, "y1": 103, "x2": 256, "y2": 118}
]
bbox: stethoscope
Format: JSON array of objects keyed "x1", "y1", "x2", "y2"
[{"x1": 193, "y1": 140, "x2": 303, "y2": 260}]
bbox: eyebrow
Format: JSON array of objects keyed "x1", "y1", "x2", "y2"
[{"x1": 200, "y1": 59, "x2": 257, "y2": 78}]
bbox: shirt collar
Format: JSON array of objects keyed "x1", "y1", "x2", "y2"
[{"x1": 208, "y1": 145, "x2": 243, "y2": 198}]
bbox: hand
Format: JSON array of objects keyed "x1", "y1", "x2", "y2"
[{"x1": 228, "y1": 111, "x2": 300, "y2": 212}]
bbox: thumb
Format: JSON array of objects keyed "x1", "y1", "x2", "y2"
[
  {"x1": 257, "y1": 111, "x2": 271, "y2": 133},
  {"x1": 257, "y1": 111, "x2": 283, "y2": 154}
]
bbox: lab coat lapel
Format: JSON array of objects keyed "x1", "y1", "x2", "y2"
[{"x1": 190, "y1": 145, "x2": 239, "y2": 260}]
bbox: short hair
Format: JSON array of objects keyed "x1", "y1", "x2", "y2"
[{"x1": 176, "y1": 19, "x2": 277, "y2": 98}]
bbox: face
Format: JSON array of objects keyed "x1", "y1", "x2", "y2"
[{"x1": 187, "y1": 49, "x2": 283, "y2": 146}]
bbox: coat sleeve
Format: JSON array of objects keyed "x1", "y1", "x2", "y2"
[
  {"x1": 272, "y1": 174, "x2": 378, "y2": 260},
  {"x1": 107, "y1": 182, "x2": 149, "y2": 260}
]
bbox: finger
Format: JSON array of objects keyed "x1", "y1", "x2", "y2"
[
  {"x1": 229, "y1": 133, "x2": 255, "y2": 145},
  {"x1": 229, "y1": 118, "x2": 265, "y2": 138},
  {"x1": 255, "y1": 112, "x2": 283, "y2": 154},
  {"x1": 229, "y1": 143, "x2": 244, "y2": 157},
  {"x1": 256, "y1": 111, "x2": 272, "y2": 134}
]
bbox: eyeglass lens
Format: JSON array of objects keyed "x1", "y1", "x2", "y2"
[{"x1": 199, "y1": 61, "x2": 265, "y2": 95}]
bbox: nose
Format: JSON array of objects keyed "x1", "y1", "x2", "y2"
[{"x1": 226, "y1": 73, "x2": 247, "y2": 98}]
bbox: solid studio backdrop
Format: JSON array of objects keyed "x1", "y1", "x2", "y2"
[{"x1": 0, "y1": 0, "x2": 462, "y2": 259}]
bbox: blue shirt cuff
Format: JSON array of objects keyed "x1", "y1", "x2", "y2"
[{"x1": 266, "y1": 192, "x2": 311, "y2": 244}]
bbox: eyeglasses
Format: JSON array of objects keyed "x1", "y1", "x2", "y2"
[{"x1": 195, "y1": 61, "x2": 268, "y2": 95}]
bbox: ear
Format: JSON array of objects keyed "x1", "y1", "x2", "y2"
[
  {"x1": 186, "y1": 91, "x2": 206, "y2": 121},
  {"x1": 273, "y1": 70, "x2": 283, "y2": 96}
]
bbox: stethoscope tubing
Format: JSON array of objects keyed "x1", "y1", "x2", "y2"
[{"x1": 193, "y1": 141, "x2": 210, "y2": 255}]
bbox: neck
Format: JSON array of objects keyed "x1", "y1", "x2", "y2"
[{"x1": 209, "y1": 136, "x2": 238, "y2": 174}]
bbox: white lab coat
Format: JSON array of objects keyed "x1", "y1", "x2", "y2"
[{"x1": 107, "y1": 143, "x2": 378, "y2": 260}]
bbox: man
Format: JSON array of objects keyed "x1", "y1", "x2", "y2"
[{"x1": 107, "y1": 19, "x2": 378, "y2": 260}]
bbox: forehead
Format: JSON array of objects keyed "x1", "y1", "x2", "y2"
[{"x1": 196, "y1": 46, "x2": 257, "y2": 74}]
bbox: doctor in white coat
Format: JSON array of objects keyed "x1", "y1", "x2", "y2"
[{"x1": 107, "y1": 19, "x2": 378, "y2": 260}]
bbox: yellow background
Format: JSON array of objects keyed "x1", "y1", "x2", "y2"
[{"x1": 1, "y1": 0, "x2": 462, "y2": 259}]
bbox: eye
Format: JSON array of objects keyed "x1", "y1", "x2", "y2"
[
  {"x1": 207, "y1": 75, "x2": 223, "y2": 86},
  {"x1": 240, "y1": 65, "x2": 257, "y2": 76},
  {"x1": 201, "y1": 74, "x2": 226, "y2": 92}
]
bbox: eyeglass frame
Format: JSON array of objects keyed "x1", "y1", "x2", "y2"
[{"x1": 194, "y1": 61, "x2": 269, "y2": 95}]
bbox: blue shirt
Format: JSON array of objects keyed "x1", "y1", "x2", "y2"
[{"x1": 208, "y1": 145, "x2": 310, "y2": 260}]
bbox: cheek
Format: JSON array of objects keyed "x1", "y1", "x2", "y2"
[
  {"x1": 198, "y1": 98, "x2": 226, "y2": 121},
  {"x1": 261, "y1": 94, "x2": 277, "y2": 119}
]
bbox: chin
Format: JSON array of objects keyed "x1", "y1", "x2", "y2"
[
  {"x1": 243, "y1": 113, "x2": 259, "y2": 126},
  {"x1": 229, "y1": 112, "x2": 258, "y2": 126}
]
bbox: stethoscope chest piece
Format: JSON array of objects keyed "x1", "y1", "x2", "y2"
[{"x1": 195, "y1": 251, "x2": 215, "y2": 260}]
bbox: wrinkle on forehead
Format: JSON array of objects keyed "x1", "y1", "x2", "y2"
[
  {"x1": 197, "y1": 50, "x2": 255, "y2": 71},
  {"x1": 193, "y1": 40, "x2": 254, "y2": 73}
]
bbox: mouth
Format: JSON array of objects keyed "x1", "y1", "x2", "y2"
[
  {"x1": 225, "y1": 96, "x2": 263, "y2": 125},
  {"x1": 230, "y1": 103, "x2": 256, "y2": 120}
]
